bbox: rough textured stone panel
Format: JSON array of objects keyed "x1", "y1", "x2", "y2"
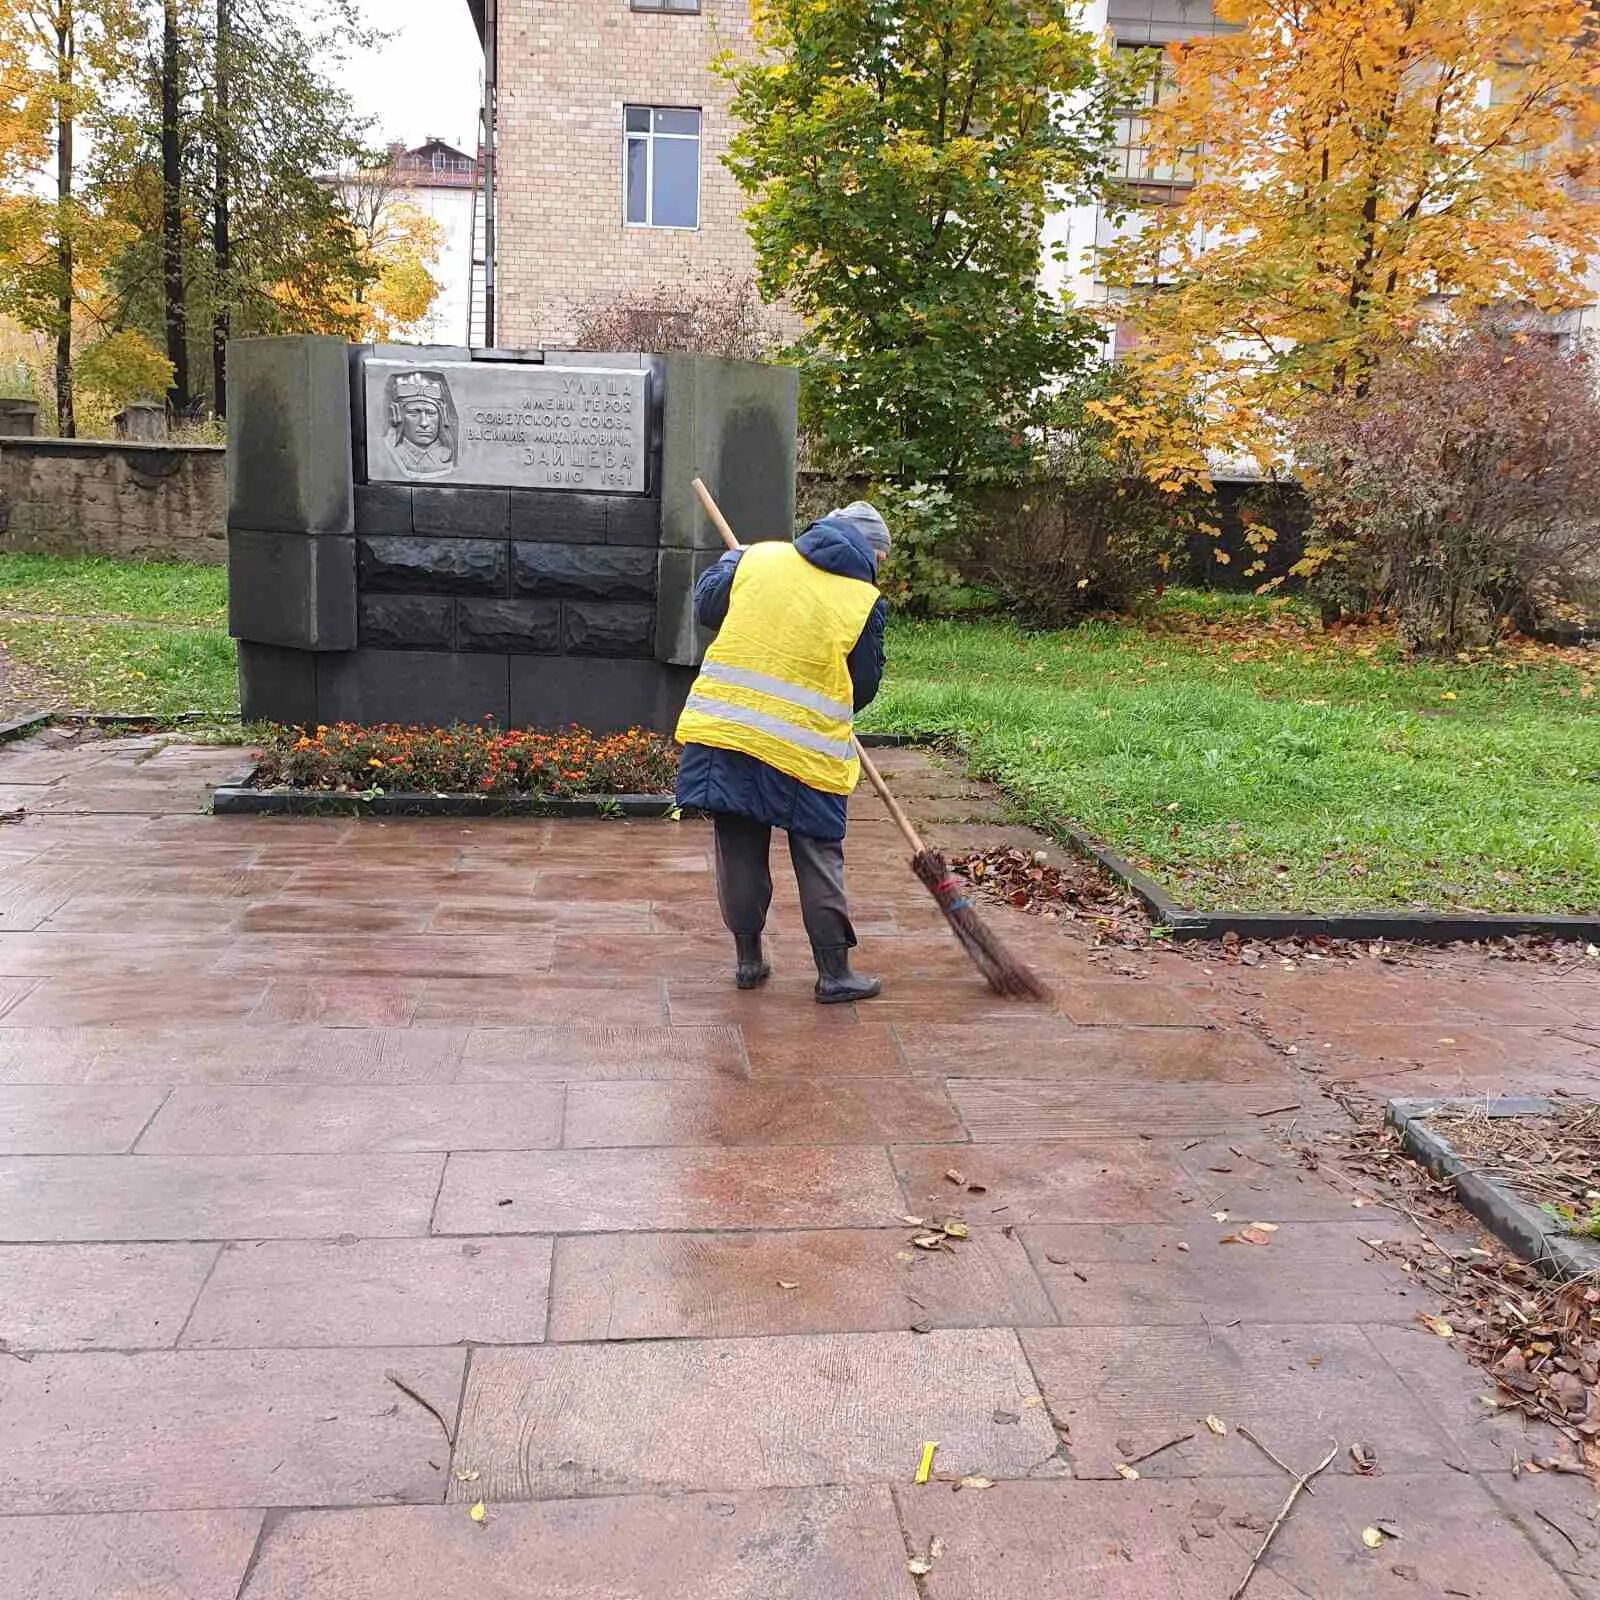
[
  {"x1": 357, "y1": 535, "x2": 508, "y2": 596},
  {"x1": 455, "y1": 598, "x2": 561, "y2": 654},
  {"x1": 509, "y1": 489, "x2": 607, "y2": 543},
  {"x1": 359, "y1": 595, "x2": 454, "y2": 651},
  {"x1": 512, "y1": 542, "x2": 656, "y2": 600},
  {"x1": 562, "y1": 601, "x2": 655, "y2": 656}
]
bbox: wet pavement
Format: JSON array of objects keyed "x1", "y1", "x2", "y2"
[{"x1": 0, "y1": 730, "x2": 1596, "y2": 1598}]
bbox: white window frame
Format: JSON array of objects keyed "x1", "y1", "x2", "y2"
[{"x1": 623, "y1": 105, "x2": 702, "y2": 231}]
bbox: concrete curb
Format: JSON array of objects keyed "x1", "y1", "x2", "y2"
[{"x1": 1385, "y1": 1096, "x2": 1600, "y2": 1280}]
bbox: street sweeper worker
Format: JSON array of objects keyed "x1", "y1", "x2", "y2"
[{"x1": 675, "y1": 501, "x2": 891, "y2": 1004}]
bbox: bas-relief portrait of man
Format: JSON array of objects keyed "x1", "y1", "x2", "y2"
[{"x1": 382, "y1": 369, "x2": 458, "y2": 478}]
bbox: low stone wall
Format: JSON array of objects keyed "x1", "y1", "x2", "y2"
[{"x1": 0, "y1": 437, "x2": 226, "y2": 566}]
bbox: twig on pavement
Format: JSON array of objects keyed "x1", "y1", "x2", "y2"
[
  {"x1": 1124, "y1": 1431, "x2": 1195, "y2": 1466},
  {"x1": 386, "y1": 1370, "x2": 455, "y2": 1445},
  {"x1": 1236, "y1": 1425, "x2": 1315, "y2": 1493},
  {"x1": 1229, "y1": 1438, "x2": 1339, "y2": 1600}
]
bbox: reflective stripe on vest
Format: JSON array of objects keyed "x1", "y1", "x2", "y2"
[{"x1": 674, "y1": 541, "x2": 880, "y2": 796}]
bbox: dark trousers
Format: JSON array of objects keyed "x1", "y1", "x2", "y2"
[{"x1": 712, "y1": 812, "x2": 856, "y2": 951}]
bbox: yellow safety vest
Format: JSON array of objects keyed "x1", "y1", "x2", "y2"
[{"x1": 675, "y1": 540, "x2": 880, "y2": 795}]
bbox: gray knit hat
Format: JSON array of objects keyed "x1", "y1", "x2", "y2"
[{"x1": 830, "y1": 500, "x2": 892, "y2": 562}]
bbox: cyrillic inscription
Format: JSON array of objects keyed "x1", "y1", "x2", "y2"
[{"x1": 364, "y1": 359, "x2": 649, "y2": 494}]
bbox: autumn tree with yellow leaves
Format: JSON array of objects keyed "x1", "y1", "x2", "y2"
[{"x1": 1100, "y1": 0, "x2": 1600, "y2": 476}]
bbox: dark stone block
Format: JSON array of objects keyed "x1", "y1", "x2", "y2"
[
  {"x1": 359, "y1": 595, "x2": 455, "y2": 651},
  {"x1": 227, "y1": 336, "x2": 354, "y2": 534},
  {"x1": 510, "y1": 656, "x2": 693, "y2": 734},
  {"x1": 228, "y1": 528, "x2": 356, "y2": 651},
  {"x1": 513, "y1": 544, "x2": 656, "y2": 602},
  {"x1": 412, "y1": 486, "x2": 510, "y2": 537},
  {"x1": 563, "y1": 602, "x2": 656, "y2": 658},
  {"x1": 317, "y1": 650, "x2": 509, "y2": 727},
  {"x1": 457, "y1": 599, "x2": 561, "y2": 655},
  {"x1": 509, "y1": 491, "x2": 607, "y2": 543},
  {"x1": 358, "y1": 537, "x2": 509, "y2": 597},
  {"x1": 658, "y1": 357, "x2": 797, "y2": 552},
  {"x1": 236, "y1": 641, "x2": 318, "y2": 726},
  {"x1": 354, "y1": 483, "x2": 413, "y2": 535},
  {"x1": 606, "y1": 497, "x2": 661, "y2": 547},
  {"x1": 654, "y1": 547, "x2": 724, "y2": 666}
]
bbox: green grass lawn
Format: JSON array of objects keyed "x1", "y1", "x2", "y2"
[
  {"x1": 0, "y1": 554, "x2": 237, "y2": 720},
  {"x1": 868, "y1": 596, "x2": 1600, "y2": 915}
]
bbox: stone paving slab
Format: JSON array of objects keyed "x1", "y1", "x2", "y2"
[
  {"x1": 562, "y1": 1077, "x2": 962, "y2": 1146},
  {"x1": 414, "y1": 976, "x2": 667, "y2": 1025},
  {"x1": 0, "y1": 1242, "x2": 217, "y2": 1350},
  {"x1": 456, "y1": 1023, "x2": 745, "y2": 1081},
  {"x1": 0, "y1": 1153, "x2": 443, "y2": 1240},
  {"x1": 452, "y1": 1329, "x2": 1059, "y2": 1499},
  {"x1": 894, "y1": 1020, "x2": 1285, "y2": 1082},
  {"x1": 435, "y1": 1146, "x2": 906, "y2": 1234},
  {"x1": 897, "y1": 1472, "x2": 1573, "y2": 1600},
  {"x1": 547, "y1": 1227, "x2": 1055, "y2": 1341},
  {"x1": 137, "y1": 1083, "x2": 564, "y2": 1154},
  {"x1": 0, "y1": 1024, "x2": 467, "y2": 1085},
  {"x1": 948, "y1": 1079, "x2": 1303, "y2": 1140},
  {"x1": 894, "y1": 1139, "x2": 1192, "y2": 1224},
  {"x1": 239, "y1": 1488, "x2": 918, "y2": 1600},
  {"x1": 0, "y1": 1084, "x2": 168, "y2": 1153},
  {"x1": 0, "y1": 1348, "x2": 465, "y2": 1512},
  {"x1": 1023, "y1": 1221, "x2": 1427, "y2": 1326},
  {"x1": 1022, "y1": 1323, "x2": 1458, "y2": 1479},
  {"x1": 1, "y1": 975, "x2": 269, "y2": 1026},
  {"x1": 180, "y1": 1237, "x2": 552, "y2": 1349},
  {"x1": 0, "y1": 1509, "x2": 264, "y2": 1600}
]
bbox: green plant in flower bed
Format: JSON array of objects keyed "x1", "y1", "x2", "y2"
[{"x1": 253, "y1": 723, "x2": 680, "y2": 798}]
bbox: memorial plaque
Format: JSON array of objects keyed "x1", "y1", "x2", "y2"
[{"x1": 363, "y1": 359, "x2": 649, "y2": 495}]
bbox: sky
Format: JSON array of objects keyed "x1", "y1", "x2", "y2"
[{"x1": 342, "y1": 0, "x2": 485, "y2": 156}]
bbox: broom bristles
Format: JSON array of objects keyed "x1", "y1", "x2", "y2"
[{"x1": 911, "y1": 849, "x2": 1052, "y2": 1001}]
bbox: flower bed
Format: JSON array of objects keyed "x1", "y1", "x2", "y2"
[{"x1": 248, "y1": 722, "x2": 679, "y2": 799}]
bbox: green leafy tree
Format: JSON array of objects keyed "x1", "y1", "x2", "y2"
[
  {"x1": 93, "y1": 0, "x2": 379, "y2": 414},
  {"x1": 724, "y1": 0, "x2": 1125, "y2": 483}
]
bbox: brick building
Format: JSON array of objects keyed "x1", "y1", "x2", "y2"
[{"x1": 466, "y1": 0, "x2": 769, "y2": 348}]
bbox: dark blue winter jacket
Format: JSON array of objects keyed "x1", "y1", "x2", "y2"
[{"x1": 675, "y1": 516, "x2": 887, "y2": 841}]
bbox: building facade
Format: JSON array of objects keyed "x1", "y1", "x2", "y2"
[
  {"x1": 469, "y1": 0, "x2": 769, "y2": 348},
  {"x1": 468, "y1": 0, "x2": 1597, "y2": 353}
]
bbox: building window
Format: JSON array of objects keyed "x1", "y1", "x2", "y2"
[
  {"x1": 624, "y1": 106, "x2": 701, "y2": 229},
  {"x1": 632, "y1": 0, "x2": 700, "y2": 10},
  {"x1": 1112, "y1": 44, "x2": 1196, "y2": 192}
]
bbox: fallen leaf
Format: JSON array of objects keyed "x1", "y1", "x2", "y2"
[
  {"x1": 931, "y1": 1537, "x2": 946, "y2": 1559},
  {"x1": 912, "y1": 1233, "x2": 947, "y2": 1250},
  {"x1": 944, "y1": 1168, "x2": 966, "y2": 1186},
  {"x1": 1376, "y1": 1521, "x2": 1403, "y2": 1539},
  {"x1": 993, "y1": 1409, "x2": 1020, "y2": 1425},
  {"x1": 469, "y1": 1501, "x2": 487, "y2": 1526},
  {"x1": 1248, "y1": 1222, "x2": 1279, "y2": 1233},
  {"x1": 901, "y1": 1214, "x2": 927, "y2": 1226},
  {"x1": 910, "y1": 1320, "x2": 934, "y2": 1334},
  {"x1": 895, "y1": 1250, "x2": 915, "y2": 1262},
  {"x1": 1350, "y1": 1442, "x2": 1378, "y2": 1475},
  {"x1": 914, "y1": 1441, "x2": 938, "y2": 1485},
  {"x1": 1361, "y1": 1526, "x2": 1385, "y2": 1549},
  {"x1": 958, "y1": 1475, "x2": 995, "y2": 1490},
  {"x1": 1212, "y1": 1210, "x2": 1230, "y2": 1223},
  {"x1": 1204, "y1": 1415, "x2": 1227, "y2": 1436},
  {"x1": 1115, "y1": 1463, "x2": 1141, "y2": 1481},
  {"x1": 1177, "y1": 1242, "x2": 1191, "y2": 1253},
  {"x1": 907, "y1": 1558, "x2": 933, "y2": 1577},
  {"x1": 453, "y1": 1468, "x2": 480, "y2": 1483},
  {"x1": 776, "y1": 1279, "x2": 798, "y2": 1291},
  {"x1": 967, "y1": 1183, "x2": 988, "y2": 1194},
  {"x1": 1417, "y1": 1312, "x2": 1455, "y2": 1339},
  {"x1": 940, "y1": 1219, "x2": 970, "y2": 1239},
  {"x1": 1022, "y1": 1395, "x2": 1045, "y2": 1407}
]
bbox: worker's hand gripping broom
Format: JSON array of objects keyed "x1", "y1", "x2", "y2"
[{"x1": 689, "y1": 477, "x2": 1051, "y2": 1002}]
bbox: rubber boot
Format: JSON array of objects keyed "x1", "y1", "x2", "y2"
[
  {"x1": 734, "y1": 933, "x2": 771, "y2": 990},
  {"x1": 813, "y1": 944, "x2": 881, "y2": 1005}
]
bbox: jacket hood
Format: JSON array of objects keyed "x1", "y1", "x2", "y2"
[{"x1": 795, "y1": 516, "x2": 879, "y2": 584}]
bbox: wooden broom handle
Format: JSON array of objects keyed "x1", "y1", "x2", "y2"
[{"x1": 688, "y1": 476, "x2": 929, "y2": 857}]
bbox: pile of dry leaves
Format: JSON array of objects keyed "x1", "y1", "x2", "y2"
[
  {"x1": 1425, "y1": 1102, "x2": 1600, "y2": 1233},
  {"x1": 950, "y1": 846, "x2": 1151, "y2": 946},
  {"x1": 1325, "y1": 1125, "x2": 1599, "y2": 1467}
]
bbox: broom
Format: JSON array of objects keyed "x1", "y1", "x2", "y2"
[{"x1": 689, "y1": 476, "x2": 1051, "y2": 1002}]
